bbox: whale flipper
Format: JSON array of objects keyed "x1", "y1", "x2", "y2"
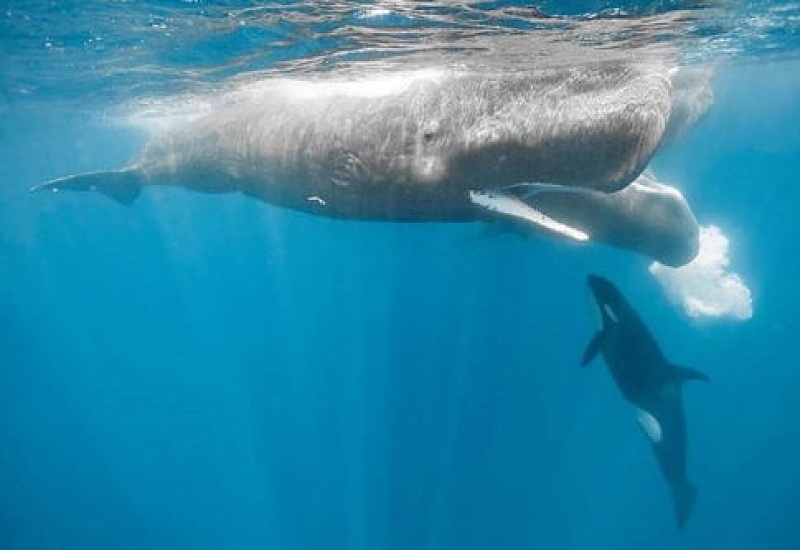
[
  {"x1": 672, "y1": 482, "x2": 697, "y2": 530},
  {"x1": 32, "y1": 169, "x2": 142, "y2": 205},
  {"x1": 469, "y1": 190, "x2": 589, "y2": 242},
  {"x1": 581, "y1": 331, "x2": 606, "y2": 367}
]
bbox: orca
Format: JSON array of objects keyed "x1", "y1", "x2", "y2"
[{"x1": 583, "y1": 274, "x2": 709, "y2": 528}]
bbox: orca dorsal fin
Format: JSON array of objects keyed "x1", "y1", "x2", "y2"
[
  {"x1": 672, "y1": 364, "x2": 710, "y2": 383},
  {"x1": 581, "y1": 330, "x2": 606, "y2": 367}
]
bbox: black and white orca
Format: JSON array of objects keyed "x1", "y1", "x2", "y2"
[{"x1": 583, "y1": 274, "x2": 708, "y2": 529}]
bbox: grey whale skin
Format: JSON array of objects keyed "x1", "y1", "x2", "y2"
[
  {"x1": 515, "y1": 173, "x2": 699, "y2": 267},
  {"x1": 34, "y1": 63, "x2": 700, "y2": 265},
  {"x1": 583, "y1": 274, "x2": 709, "y2": 528}
]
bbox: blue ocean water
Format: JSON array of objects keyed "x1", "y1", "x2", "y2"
[{"x1": 1, "y1": 2, "x2": 800, "y2": 549}]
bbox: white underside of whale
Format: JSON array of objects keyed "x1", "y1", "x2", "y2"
[{"x1": 635, "y1": 408, "x2": 663, "y2": 444}]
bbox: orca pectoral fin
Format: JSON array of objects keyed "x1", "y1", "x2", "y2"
[
  {"x1": 31, "y1": 169, "x2": 142, "y2": 205},
  {"x1": 581, "y1": 330, "x2": 606, "y2": 367},
  {"x1": 469, "y1": 190, "x2": 589, "y2": 242},
  {"x1": 672, "y1": 365, "x2": 710, "y2": 383}
]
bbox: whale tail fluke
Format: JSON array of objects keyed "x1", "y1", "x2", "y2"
[
  {"x1": 672, "y1": 481, "x2": 697, "y2": 529},
  {"x1": 31, "y1": 169, "x2": 142, "y2": 205}
]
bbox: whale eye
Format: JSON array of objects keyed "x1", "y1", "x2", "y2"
[{"x1": 421, "y1": 122, "x2": 440, "y2": 143}]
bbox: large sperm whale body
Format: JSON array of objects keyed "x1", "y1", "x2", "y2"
[{"x1": 34, "y1": 62, "x2": 704, "y2": 264}]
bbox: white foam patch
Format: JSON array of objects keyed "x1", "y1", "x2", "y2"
[
  {"x1": 357, "y1": 7, "x2": 392, "y2": 19},
  {"x1": 649, "y1": 225, "x2": 753, "y2": 321}
]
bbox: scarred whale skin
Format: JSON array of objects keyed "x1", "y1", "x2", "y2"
[
  {"x1": 37, "y1": 63, "x2": 672, "y2": 212},
  {"x1": 33, "y1": 62, "x2": 708, "y2": 265},
  {"x1": 138, "y1": 64, "x2": 671, "y2": 216}
]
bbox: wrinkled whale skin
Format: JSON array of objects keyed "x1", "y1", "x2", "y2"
[
  {"x1": 132, "y1": 63, "x2": 673, "y2": 218},
  {"x1": 34, "y1": 62, "x2": 711, "y2": 265}
]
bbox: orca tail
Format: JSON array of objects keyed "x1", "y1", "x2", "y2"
[
  {"x1": 31, "y1": 169, "x2": 142, "y2": 205},
  {"x1": 671, "y1": 481, "x2": 697, "y2": 529}
]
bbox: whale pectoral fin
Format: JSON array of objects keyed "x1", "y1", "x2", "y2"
[
  {"x1": 469, "y1": 190, "x2": 589, "y2": 242},
  {"x1": 31, "y1": 169, "x2": 142, "y2": 205},
  {"x1": 581, "y1": 330, "x2": 606, "y2": 367},
  {"x1": 672, "y1": 364, "x2": 710, "y2": 383}
]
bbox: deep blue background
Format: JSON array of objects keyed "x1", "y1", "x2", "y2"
[{"x1": 1, "y1": 49, "x2": 800, "y2": 550}]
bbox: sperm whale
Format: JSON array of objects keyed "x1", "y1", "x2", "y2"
[{"x1": 34, "y1": 62, "x2": 706, "y2": 264}]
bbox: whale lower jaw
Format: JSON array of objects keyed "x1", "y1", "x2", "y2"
[{"x1": 469, "y1": 189, "x2": 589, "y2": 241}]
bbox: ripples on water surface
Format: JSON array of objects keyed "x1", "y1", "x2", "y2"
[{"x1": 2, "y1": 1, "x2": 799, "y2": 111}]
